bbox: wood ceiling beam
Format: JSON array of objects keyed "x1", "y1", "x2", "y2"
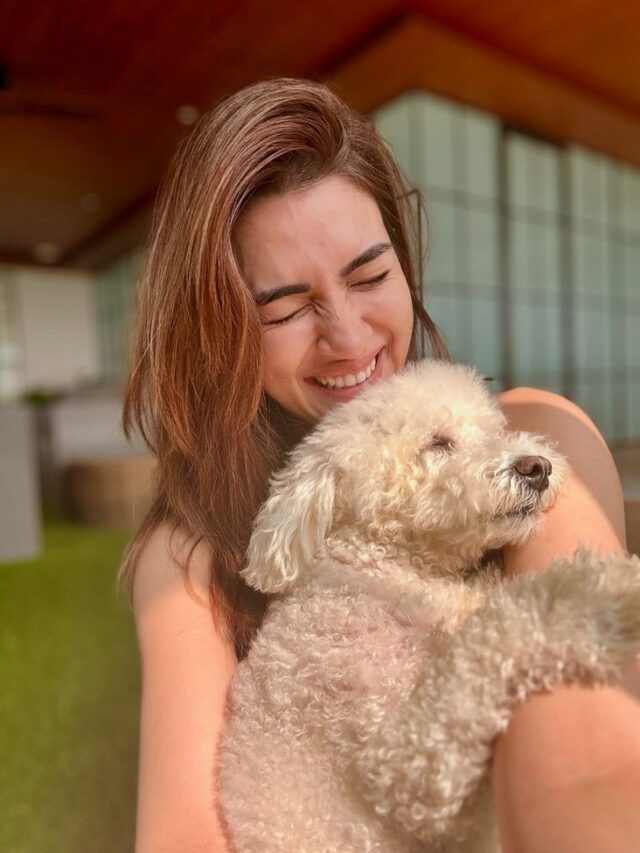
[
  {"x1": 77, "y1": 14, "x2": 640, "y2": 268},
  {"x1": 330, "y1": 15, "x2": 640, "y2": 167}
]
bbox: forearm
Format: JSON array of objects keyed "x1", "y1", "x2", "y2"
[{"x1": 496, "y1": 387, "x2": 640, "y2": 852}]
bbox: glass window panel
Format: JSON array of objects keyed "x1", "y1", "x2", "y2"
[
  {"x1": 621, "y1": 165, "x2": 640, "y2": 232},
  {"x1": 466, "y1": 209, "x2": 499, "y2": 290},
  {"x1": 627, "y1": 381, "x2": 640, "y2": 442},
  {"x1": 539, "y1": 145, "x2": 562, "y2": 214},
  {"x1": 574, "y1": 380, "x2": 613, "y2": 442},
  {"x1": 625, "y1": 242, "x2": 640, "y2": 299},
  {"x1": 415, "y1": 94, "x2": 457, "y2": 192},
  {"x1": 424, "y1": 290, "x2": 462, "y2": 361},
  {"x1": 464, "y1": 110, "x2": 499, "y2": 200},
  {"x1": 567, "y1": 147, "x2": 583, "y2": 221},
  {"x1": 506, "y1": 135, "x2": 531, "y2": 210},
  {"x1": 592, "y1": 381, "x2": 615, "y2": 441},
  {"x1": 528, "y1": 222, "x2": 561, "y2": 292},
  {"x1": 606, "y1": 240, "x2": 625, "y2": 299},
  {"x1": 610, "y1": 310, "x2": 628, "y2": 371},
  {"x1": 574, "y1": 302, "x2": 609, "y2": 371},
  {"x1": 607, "y1": 162, "x2": 625, "y2": 229},
  {"x1": 509, "y1": 218, "x2": 530, "y2": 292},
  {"x1": 626, "y1": 308, "x2": 640, "y2": 369},
  {"x1": 372, "y1": 96, "x2": 413, "y2": 178},
  {"x1": 582, "y1": 233, "x2": 608, "y2": 294},
  {"x1": 467, "y1": 295, "x2": 501, "y2": 378},
  {"x1": 541, "y1": 376, "x2": 565, "y2": 395},
  {"x1": 0, "y1": 275, "x2": 22, "y2": 399},
  {"x1": 425, "y1": 199, "x2": 458, "y2": 286},
  {"x1": 453, "y1": 303, "x2": 474, "y2": 367},
  {"x1": 527, "y1": 141, "x2": 561, "y2": 214},
  {"x1": 96, "y1": 251, "x2": 142, "y2": 380},
  {"x1": 609, "y1": 380, "x2": 628, "y2": 445},
  {"x1": 572, "y1": 232, "x2": 589, "y2": 295},
  {"x1": 570, "y1": 148, "x2": 607, "y2": 224},
  {"x1": 511, "y1": 298, "x2": 562, "y2": 381},
  {"x1": 571, "y1": 380, "x2": 590, "y2": 419}
]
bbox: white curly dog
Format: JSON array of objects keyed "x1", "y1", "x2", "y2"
[{"x1": 218, "y1": 359, "x2": 640, "y2": 853}]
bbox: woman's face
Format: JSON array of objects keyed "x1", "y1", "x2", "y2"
[{"x1": 234, "y1": 175, "x2": 415, "y2": 423}]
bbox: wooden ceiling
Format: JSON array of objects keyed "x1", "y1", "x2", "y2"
[{"x1": 1, "y1": 0, "x2": 639, "y2": 268}]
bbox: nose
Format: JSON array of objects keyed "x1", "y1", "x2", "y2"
[
  {"x1": 316, "y1": 299, "x2": 371, "y2": 356},
  {"x1": 512, "y1": 455, "x2": 552, "y2": 492}
]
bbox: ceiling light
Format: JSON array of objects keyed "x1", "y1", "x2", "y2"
[
  {"x1": 33, "y1": 242, "x2": 62, "y2": 264},
  {"x1": 176, "y1": 104, "x2": 200, "y2": 126}
]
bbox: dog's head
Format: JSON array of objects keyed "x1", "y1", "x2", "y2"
[{"x1": 243, "y1": 360, "x2": 568, "y2": 592}]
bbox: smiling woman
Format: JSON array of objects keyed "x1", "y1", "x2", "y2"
[
  {"x1": 119, "y1": 78, "x2": 450, "y2": 852},
  {"x1": 117, "y1": 78, "x2": 640, "y2": 853},
  {"x1": 233, "y1": 176, "x2": 414, "y2": 421}
]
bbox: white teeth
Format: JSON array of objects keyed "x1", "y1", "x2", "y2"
[{"x1": 315, "y1": 356, "x2": 377, "y2": 388}]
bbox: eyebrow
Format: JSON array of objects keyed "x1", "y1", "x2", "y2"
[{"x1": 253, "y1": 241, "x2": 392, "y2": 307}]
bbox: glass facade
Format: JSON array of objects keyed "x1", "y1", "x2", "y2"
[
  {"x1": 373, "y1": 90, "x2": 640, "y2": 444},
  {"x1": 94, "y1": 250, "x2": 145, "y2": 381},
  {"x1": 0, "y1": 268, "x2": 23, "y2": 399}
]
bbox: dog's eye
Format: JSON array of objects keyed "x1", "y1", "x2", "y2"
[{"x1": 429, "y1": 435, "x2": 455, "y2": 452}]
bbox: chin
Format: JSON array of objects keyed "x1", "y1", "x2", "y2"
[{"x1": 487, "y1": 509, "x2": 544, "y2": 548}]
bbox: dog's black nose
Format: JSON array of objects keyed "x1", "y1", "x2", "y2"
[{"x1": 512, "y1": 455, "x2": 552, "y2": 492}]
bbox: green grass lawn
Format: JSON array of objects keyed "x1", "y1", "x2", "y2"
[{"x1": 0, "y1": 522, "x2": 140, "y2": 853}]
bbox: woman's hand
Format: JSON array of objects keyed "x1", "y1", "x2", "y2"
[{"x1": 495, "y1": 387, "x2": 640, "y2": 853}]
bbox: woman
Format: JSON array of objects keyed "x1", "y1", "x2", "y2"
[{"x1": 120, "y1": 79, "x2": 640, "y2": 852}]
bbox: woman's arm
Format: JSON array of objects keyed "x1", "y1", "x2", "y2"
[
  {"x1": 495, "y1": 387, "x2": 640, "y2": 853},
  {"x1": 133, "y1": 523, "x2": 237, "y2": 853}
]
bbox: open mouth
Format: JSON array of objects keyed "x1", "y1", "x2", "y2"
[{"x1": 307, "y1": 347, "x2": 385, "y2": 396}]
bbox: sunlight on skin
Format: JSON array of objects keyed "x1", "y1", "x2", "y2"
[{"x1": 495, "y1": 386, "x2": 640, "y2": 853}]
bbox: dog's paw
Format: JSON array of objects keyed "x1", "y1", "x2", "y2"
[
  {"x1": 552, "y1": 548, "x2": 640, "y2": 658},
  {"x1": 506, "y1": 548, "x2": 640, "y2": 683}
]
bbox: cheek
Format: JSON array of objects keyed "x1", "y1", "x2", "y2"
[
  {"x1": 260, "y1": 325, "x2": 308, "y2": 389},
  {"x1": 379, "y1": 279, "x2": 413, "y2": 322},
  {"x1": 368, "y1": 279, "x2": 415, "y2": 353}
]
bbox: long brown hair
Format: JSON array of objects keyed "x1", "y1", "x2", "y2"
[{"x1": 119, "y1": 78, "x2": 451, "y2": 658}]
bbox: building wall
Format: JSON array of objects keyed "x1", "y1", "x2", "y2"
[
  {"x1": 0, "y1": 265, "x2": 100, "y2": 397},
  {"x1": 94, "y1": 250, "x2": 144, "y2": 380},
  {"x1": 373, "y1": 90, "x2": 640, "y2": 445},
  {"x1": 5, "y1": 91, "x2": 634, "y2": 447}
]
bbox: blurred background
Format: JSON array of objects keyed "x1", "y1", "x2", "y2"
[{"x1": 1, "y1": 1, "x2": 639, "y2": 850}]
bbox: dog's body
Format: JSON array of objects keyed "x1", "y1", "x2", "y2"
[{"x1": 218, "y1": 360, "x2": 640, "y2": 852}]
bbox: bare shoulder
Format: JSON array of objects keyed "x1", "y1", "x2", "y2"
[
  {"x1": 497, "y1": 385, "x2": 607, "y2": 443},
  {"x1": 133, "y1": 521, "x2": 235, "y2": 657},
  {"x1": 497, "y1": 385, "x2": 626, "y2": 566},
  {"x1": 497, "y1": 385, "x2": 593, "y2": 423},
  {"x1": 133, "y1": 521, "x2": 212, "y2": 612}
]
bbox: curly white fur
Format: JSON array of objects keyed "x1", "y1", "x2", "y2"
[{"x1": 217, "y1": 360, "x2": 640, "y2": 853}]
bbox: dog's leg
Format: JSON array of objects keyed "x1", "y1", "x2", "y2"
[{"x1": 353, "y1": 548, "x2": 640, "y2": 846}]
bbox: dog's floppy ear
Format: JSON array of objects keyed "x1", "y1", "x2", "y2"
[{"x1": 242, "y1": 451, "x2": 336, "y2": 594}]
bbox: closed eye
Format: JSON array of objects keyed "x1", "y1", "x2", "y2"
[
  {"x1": 264, "y1": 271, "x2": 389, "y2": 326},
  {"x1": 349, "y1": 270, "x2": 389, "y2": 289},
  {"x1": 429, "y1": 435, "x2": 455, "y2": 452},
  {"x1": 264, "y1": 303, "x2": 312, "y2": 327}
]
